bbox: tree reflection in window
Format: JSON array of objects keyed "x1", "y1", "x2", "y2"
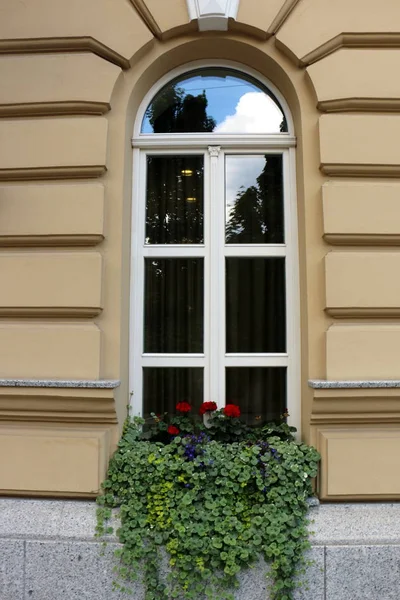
[
  {"x1": 225, "y1": 155, "x2": 284, "y2": 244},
  {"x1": 142, "y1": 68, "x2": 287, "y2": 134}
]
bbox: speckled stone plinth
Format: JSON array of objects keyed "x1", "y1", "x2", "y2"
[{"x1": 1, "y1": 499, "x2": 400, "y2": 599}]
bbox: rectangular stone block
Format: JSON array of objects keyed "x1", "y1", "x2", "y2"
[
  {"x1": 25, "y1": 540, "x2": 138, "y2": 599},
  {"x1": 0, "y1": 498, "x2": 64, "y2": 538},
  {"x1": 0, "y1": 53, "x2": 119, "y2": 106},
  {"x1": 293, "y1": 547, "x2": 325, "y2": 600},
  {"x1": 0, "y1": 184, "x2": 104, "y2": 244},
  {"x1": 308, "y1": 49, "x2": 400, "y2": 104},
  {"x1": 319, "y1": 114, "x2": 400, "y2": 167},
  {"x1": 0, "y1": 539, "x2": 24, "y2": 600},
  {"x1": 0, "y1": 252, "x2": 102, "y2": 316},
  {"x1": 0, "y1": 117, "x2": 107, "y2": 171},
  {"x1": 0, "y1": 324, "x2": 101, "y2": 379},
  {"x1": 326, "y1": 325, "x2": 400, "y2": 380},
  {"x1": 325, "y1": 252, "x2": 400, "y2": 316},
  {"x1": 326, "y1": 545, "x2": 400, "y2": 599},
  {"x1": 322, "y1": 182, "x2": 400, "y2": 241},
  {"x1": 317, "y1": 426, "x2": 400, "y2": 498},
  {"x1": 311, "y1": 503, "x2": 400, "y2": 545},
  {"x1": 233, "y1": 548, "x2": 324, "y2": 600},
  {"x1": 0, "y1": 425, "x2": 110, "y2": 494}
]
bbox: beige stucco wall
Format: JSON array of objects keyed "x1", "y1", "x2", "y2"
[{"x1": 1, "y1": 0, "x2": 400, "y2": 499}]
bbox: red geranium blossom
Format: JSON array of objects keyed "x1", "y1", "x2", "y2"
[
  {"x1": 223, "y1": 404, "x2": 241, "y2": 418},
  {"x1": 199, "y1": 401, "x2": 218, "y2": 415},
  {"x1": 176, "y1": 401, "x2": 192, "y2": 413},
  {"x1": 167, "y1": 425, "x2": 180, "y2": 435}
]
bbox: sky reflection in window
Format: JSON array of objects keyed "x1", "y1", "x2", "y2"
[{"x1": 141, "y1": 68, "x2": 287, "y2": 134}]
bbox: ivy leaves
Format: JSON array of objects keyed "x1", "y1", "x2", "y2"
[{"x1": 97, "y1": 423, "x2": 320, "y2": 600}]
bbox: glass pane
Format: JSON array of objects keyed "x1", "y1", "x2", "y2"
[
  {"x1": 146, "y1": 155, "x2": 204, "y2": 244},
  {"x1": 144, "y1": 258, "x2": 203, "y2": 353},
  {"x1": 143, "y1": 368, "x2": 203, "y2": 419},
  {"x1": 225, "y1": 155, "x2": 284, "y2": 244},
  {"x1": 226, "y1": 367, "x2": 286, "y2": 424},
  {"x1": 142, "y1": 68, "x2": 287, "y2": 134},
  {"x1": 226, "y1": 258, "x2": 286, "y2": 353}
]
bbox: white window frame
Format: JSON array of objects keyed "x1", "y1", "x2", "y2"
[{"x1": 130, "y1": 60, "x2": 300, "y2": 433}]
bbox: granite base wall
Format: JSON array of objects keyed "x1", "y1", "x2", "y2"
[{"x1": 1, "y1": 499, "x2": 400, "y2": 600}]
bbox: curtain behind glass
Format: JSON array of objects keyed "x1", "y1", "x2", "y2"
[{"x1": 146, "y1": 156, "x2": 204, "y2": 244}]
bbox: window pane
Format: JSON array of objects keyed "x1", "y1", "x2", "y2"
[
  {"x1": 226, "y1": 367, "x2": 286, "y2": 424},
  {"x1": 225, "y1": 155, "x2": 284, "y2": 244},
  {"x1": 226, "y1": 258, "x2": 286, "y2": 353},
  {"x1": 142, "y1": 68, "x2": 287, "y2": 134},
  {"x1": 146, "y1": 155, "x2": 204, "y2": 244},
  {"x1": 143, "y1": 368, "x2": 203, "y2": 419},
  {"x1": 144, "y1": 258, "x2": 203, "y2": 353}
]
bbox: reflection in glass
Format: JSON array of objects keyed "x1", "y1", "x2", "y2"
[
  {"x1": 226, "y1": 258, "x2": 286, "y2": 353},
  {"x1": 226, "y1": 367, "x2": 286, "y2": 424},
  {"x1": 143, "y1": 368, "x2": 203, "y2": 419},
  {"x1": 225, "y1": 155, "x2": 284, "y2": 244},
  {"x1": 142, "y1": 68, "x2": 287, "y2": 134},
  {"x1": 144, "y1": 258, "x2": 203, "y2": 353},
  {"x1": 146, "y1": 156, "x2": 204, "y2": 244}
]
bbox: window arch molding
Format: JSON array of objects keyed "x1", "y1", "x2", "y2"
[{"x1": 129, "y1": 60, "x2": 300, "y2": 433}]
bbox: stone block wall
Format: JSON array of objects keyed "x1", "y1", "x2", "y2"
[{"x1": 2, "y1": 499, "x2": 400, "y2": 600}]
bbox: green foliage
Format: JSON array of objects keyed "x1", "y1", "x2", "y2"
[{"x1": 97, "y1": 416, "x2": 320, "y2": 600}]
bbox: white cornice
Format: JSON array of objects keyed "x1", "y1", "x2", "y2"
[{"x1": 186, "y1": 0, "x2": 239, "y2": 31}]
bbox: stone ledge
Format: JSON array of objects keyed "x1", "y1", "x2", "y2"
[
  {"x1": 0, "y1": 379, "x2": 120, "y2": 389},
  {"x1": 309, "y1": 379, "x2": 400, "y2": 389},
  {"x1": 3, "y1": 498, "x2": 400, "y2": 544}
]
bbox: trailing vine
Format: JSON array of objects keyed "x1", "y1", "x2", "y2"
[{"x1": 97, "y1": 403, "x2": 320, "y2": 600}]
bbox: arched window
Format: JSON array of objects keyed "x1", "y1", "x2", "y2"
[
  {"x1": 141, "y1": 67, "x2": 287, "y2": 134},
  {"x1": 130, "y1": 62, "x2": 299, "y2": 429}
]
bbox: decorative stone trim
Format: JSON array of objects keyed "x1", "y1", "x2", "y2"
[
  {"x1": 323, "y1": 233, "x2": 400, "y2": 246},
  {"x1": 0, "y1": 37, "x2": 129, "y2": 70},
  {"x1": 0, "y1": 234, "x2": 105, "y2": 248},
  {"x1": 318, "y1": 98, "x2": 400, "y2": 113},
  {"x1": 0, "y1": 379, "x2": 120, "y2": 388},
  {"x1": 0, "y1": 166, "x2": 106, "y2": 182},
  {"x1": 267, "y1": 0, "x2": 301, "y2": 35},
  {"x1": 0, "y1": 101, "x2": 110, "y2": 118},
  {"x1": 300, "y1": 32, "x2": 400, "y2": 66},
  {"x1": 0, "y1": 307, "x2": 103, "y2": 318},
  {"x1": 325, "y1": 307, "x2": 400, "y2": 318},
  {"x1": 320, "y1": 164, "x2": 400, "y2": 178},
  {"x1": 128, "y1": 0, "x2": 162, "y2": 38},
  {"x1": 309, "y1": 380, "x2": 400, "y2": 389},
  {"x1": 187, "y1": 0, "x2": 239, "y2": 31}
]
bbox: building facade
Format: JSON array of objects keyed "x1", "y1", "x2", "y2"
[{"x1": 1, "y1": 0, "x2": 400, "y2": 505}]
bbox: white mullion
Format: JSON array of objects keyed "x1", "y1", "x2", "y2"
[
  {"x1": 142, "y1": 356, "x2": 205, "y2": 367},
  {"x1": 208, "y1": 146, "x2": 224, "y2": 407},
  {"x1": 225, "y1": 356, "x2": 288, "y2": 368},
  {"x1": 143, "y1": 246, "x2": 205, "y2": 258},
  {"x1": 129, "y1": 149, "x2": 147, "y2": 416},
  {"x1": 217, "y1": 151, "x2": 226, "y2": 407},
  {"x1": 203, "y1": 151, "x2": 211, "y2": 403},
  {"x1": 133, "y1": 135, "x2": 296, "y2": 150},
  {"x1": 285, "y1": 147, "x2": 301, "y2": 435},
  {"x1": 217, "y1": 150, "x2": 228, "y2": 407},
  {"x1": 224, "y1": 245, "x2": 286, "y2": 257}
]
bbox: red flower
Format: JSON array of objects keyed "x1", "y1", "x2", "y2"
[
  {"x1": 176, "y1": 402, "x2": 192, "y2": 413},
  {"x1": 167, "y1": 425, "x2": 180, "y2": 435},
  {"x1": 199, "y1": 401, "x2": 218, "y2": 415},
  {"x1": 223, "y1": 404, "x2": 241, "y2": 418}
]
